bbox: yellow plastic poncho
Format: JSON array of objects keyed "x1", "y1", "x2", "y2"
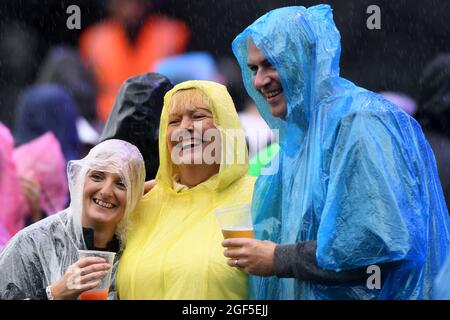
[{"x1": 117, "y1": 80, "x2": 255, "y2": 299}]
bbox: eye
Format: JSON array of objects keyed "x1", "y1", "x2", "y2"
[
  {"x1": 248, "y1": 65, "x2": 257, "y2": 75},
  {"x1": 115, "y1": 179, "x2": 127, "y2": 190},
  {"x1": 193, "y1": 113, "x2": 207, "y2": 120},
  {"x1": 262, "y1": 60, "x2": 271, "y2": 67},
  {"x1": 168, "y1": 118, "x2": 181, "y2": 125},
  {"x1": 90, "y1": 171, "x2": 104, "y2": 181}
]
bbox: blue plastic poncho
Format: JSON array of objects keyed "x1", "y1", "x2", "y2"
[
  {"x1": 433, "y1": 254, "x2": 450, "y2": 299},
  {"x1": 233, "y1": 4, "x2": 450, "y2": 300}
]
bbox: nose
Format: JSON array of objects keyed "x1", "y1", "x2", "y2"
[
  {"x1": 179, "y1": 115, "x2": 194, "y2": 131},
  {"x1": 99, "y1": 179, "x2": 114, "y2": 199},
  {"x1": 253, "y1": 69, "x2": 270, "y2": 90}
]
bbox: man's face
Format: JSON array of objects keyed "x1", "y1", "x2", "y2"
[{"x1": 247, "y1": 41, "x2": 287, "y2": 119}]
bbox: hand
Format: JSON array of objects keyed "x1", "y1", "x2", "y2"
[
  {"x1": 144, "y1": 179, "x2": 156, "y2": 194},
  {"x1": 49, "y1": 257, "x2": 111, "y2": 300},
  {"x1": 19, "y1": 174, "x2": 42, "y2": 222},
  {"x1": 222, "y1": 238, "x2": 277, "y2": 276}
]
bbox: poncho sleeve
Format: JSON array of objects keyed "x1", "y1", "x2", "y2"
[
  {"x1": 316, "y1": 109, "x2": 427, "y2": 271},
  {"x1": 0, "y1": 230, "x2": 47, "y2": 299}
]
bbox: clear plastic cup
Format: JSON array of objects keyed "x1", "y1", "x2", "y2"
[
  {"x1": 215, "y1": 203, "x2": 254, "y2": 240},
  {"x1": 77, "y1": 250, "x2": 116, "y2": 300}
]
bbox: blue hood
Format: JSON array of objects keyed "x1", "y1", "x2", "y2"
[
  {"x1": 233, "y1": 5, "x2": 340, "y2": 138},
  {"x1": 14, "y1": 84, "x2": 80, "y2": 162}
]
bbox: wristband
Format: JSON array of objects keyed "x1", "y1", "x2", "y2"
[{"x1": 46, "y1": 286, "x2": 54, "y2": 300}]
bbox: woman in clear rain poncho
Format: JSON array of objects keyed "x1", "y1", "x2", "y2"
[
  {"x1": 0, "y1": 139, "x2": 145, "y2": 299},
  {"x1": 230, "y1": 5, "x2": 450, "y2": 299},
  {"x1": 117, "y1": 80, "x2": 255, "y2": 299}
]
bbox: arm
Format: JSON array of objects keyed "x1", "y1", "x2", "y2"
[
  {"x1": 0, "y1": 233, "x2": 45, "y2": 299},
  {"x1": 0, "y1": 232, "x2": 111, "y2": 300},
  {"x1": 275, "y1": 241, "x2": 372, "y2": 284},
  {"x1": 223, "y1": 238, "x2": 398, "y2": 284}
]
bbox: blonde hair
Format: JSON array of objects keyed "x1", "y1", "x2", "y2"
[{"x1": 169, "y1": 88, "x2": 212, "y2": 115}]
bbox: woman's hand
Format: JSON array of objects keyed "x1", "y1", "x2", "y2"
[
  {"x1": 222, "y1": 238, "x2": 277, "y2": 276},
  {"x1": 49, "y1": 257, "x2": 111, "y2": 300},
  {"x1": 144, "y1": 179, "x2": 156, "y2": 194}
]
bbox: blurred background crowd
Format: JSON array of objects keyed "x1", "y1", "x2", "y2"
[{"x1": 1, "y1": 0, "x2": 450, "y2": 247}]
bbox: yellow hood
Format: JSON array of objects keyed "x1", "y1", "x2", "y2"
[{"x1": 156, "y1": 80, "x2": 248, "y2": 193}]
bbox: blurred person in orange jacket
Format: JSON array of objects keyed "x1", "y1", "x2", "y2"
[{"x1": 79, "y1": 0, "x2": 190, "y2": 123}]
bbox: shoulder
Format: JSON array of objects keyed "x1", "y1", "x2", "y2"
[
  {"x1": 334, "y1": 92, "x2": 417, "y2": 140},
  {"x1": 10, "y1": 212, "x2": 67, "y2": 248},
  {"x1": 230, "y1": 174, "x2": 256, "y2": 190},
  {"x1": 219, "y1": 175, "x2": 256, "y2": 204}
]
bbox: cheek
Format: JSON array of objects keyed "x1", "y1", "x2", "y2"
[
  {"x1": 116, "y1": 190, "x2": 127, "y2": 211},
  {"x1": 83, "y1": 182, "x2": 95, "y2": 200},
  {"x1": 118, "y1": 190, "x2": 127, "y2": 206},
  {"x1": 202, "y1": 119, "x2": 217, "y2": 134},
  {"x1": 166, "y1": 128, "x2": 174, "y2": 151}
]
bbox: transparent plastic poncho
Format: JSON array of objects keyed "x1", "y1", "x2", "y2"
[
  {"x1": 232, "y1": 5, "x2": 450, "y2": 299},
  {"x1": 0, "y1": 139, "x2": 145, "y2": 299}
]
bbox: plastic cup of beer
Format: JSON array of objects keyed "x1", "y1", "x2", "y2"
[
  {"x1": 77, "y1": 250, "x2": 116, "y2": 300},
  {"x1": 215, "y1": 204, "x2": 255, "y2": 242}
]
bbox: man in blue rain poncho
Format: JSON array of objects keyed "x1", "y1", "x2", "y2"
[{"x1": 223, "y1": 5, "x2": 450, "y2": 299}]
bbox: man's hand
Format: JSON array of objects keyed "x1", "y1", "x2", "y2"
[
  {"x1": 50, "y1": 257, "x2": 111, "y2": 300},
  {"x1": 222, "y1": 238, "x2": 276, "y2": 276}
]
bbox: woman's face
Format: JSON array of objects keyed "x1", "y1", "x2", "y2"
[
  {"x1": 166, "y1": 90, "x2": 221, "y2": 166},
  {"x1": 82, "y1": 170, "x2": 127, "y2": 228}
]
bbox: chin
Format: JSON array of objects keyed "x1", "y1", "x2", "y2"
[
  {"x1": 271, "y1": 107, "x2": 286, "y2": 118},
  {"x1": 179, "y1": 149, "x2": 204, "y2": 165},
  {"x1": 89, "y1": 213, "x2": 113, "y2": 224},
  {"x1": 89, "y1": 208, "x2": 121, "y2": 224}
]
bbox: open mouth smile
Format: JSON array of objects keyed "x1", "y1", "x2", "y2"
[
  {"x1": 262, "y1": 88, "x2": 283, "y2": 100},
  {"x1": 181, "y1": 140, "x2": 203, "y2": 151},
  {"x1": 93, "y1": 198, "x2": 116, "y2": 209}
]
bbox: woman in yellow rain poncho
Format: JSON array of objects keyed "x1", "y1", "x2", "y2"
[{"x1": 117, "y1": 80, "x2": 255, "y2": 299}]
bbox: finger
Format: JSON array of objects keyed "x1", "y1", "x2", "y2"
[
  {"x1": 226, "y1": 258, "x2": 245, "y2": 268},
  {"x1": 78, "y1": 280, "x2": 101, "y2": 293},
  {"x1": 80, "y1": 270, "x2": 107, "y2": 284},
  {"x1": 76, "y1": 257, "x2": 107, "y2": 268},
  {"x1": 79, "y1": 263, "x2": 111, "y2": 276},
  {"x1": 20, "y1": 181, "x2": 40, "y2": 200},
  {"x1": 20, "y1": 180, "x2": 33, "y2": 193},
  {"x1": 223, "y1": 248, "x2": 243, "y2": 258},
  {"x1": 222, "y1": 238, "x2": 250, "y2": 248},
  {"x1": 20, "y1": 176, "x2": 39, "y2": 189},
  {"x1": 67, "y1": 272, "x2": 101, "y2": 290},
  {"x1": 227, "y1": 259, "x2": 236, "y2": 267}
]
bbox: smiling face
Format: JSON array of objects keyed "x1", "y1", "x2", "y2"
[
  {"x1": 82, "y1": 170, "x2": 127, "y2": 229},
  {"x1": 247, "y1": 40, "x2": 287, "y2": 119},
  {"x1": 166, "y1": 89, "x2": 221, "y2": 166}
]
